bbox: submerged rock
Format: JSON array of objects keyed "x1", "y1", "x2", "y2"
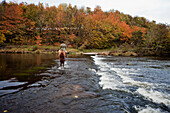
[{"x1": 56, "y1": 84, "x2": 97, "y2": 99}]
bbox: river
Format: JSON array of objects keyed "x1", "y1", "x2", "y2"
[
  {"x1": 92, "y1": 55, "x2": 170, "y2": 113},
  {"x1": 0, "y1": 54, "x2": 170, "y2": 113}
]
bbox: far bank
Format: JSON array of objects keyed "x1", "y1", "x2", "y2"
[{"x1": 0, "y1": 45, "x2": 169, "y2": 57}]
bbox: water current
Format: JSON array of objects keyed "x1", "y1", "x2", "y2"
[
  {"x1": 0, "y1": 54, "x2": 169, "y2": 113},
  {"x1": 92, "y1": 55, "x2": 170, "y2": 113}
]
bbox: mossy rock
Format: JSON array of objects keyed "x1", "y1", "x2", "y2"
[
  {"x1": 34, "y1": 49, "x2": 41, "y2": 54},
  {"x1": 32, "y1": 66, "x2": 46, "y2": 70},
  {"x1": 28, "y1": 48, "x2": 33, "y2": 51},
  {"x1": 25, "y1": 66, "x2": 46, "y2": 73},
  {"x1": 24, "y1": 69, "x2": 35, "y2": 73},
  {"x1": 13, "y1": 73, "x2": 30, "y2": 76}
]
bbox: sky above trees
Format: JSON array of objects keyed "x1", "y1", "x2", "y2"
[{"x1": 5, "y1": 0, "x2": 170, "y2": 24}]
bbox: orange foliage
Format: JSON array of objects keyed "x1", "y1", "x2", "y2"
[
  {"x1": 35, "y1": 36, "x2": 42, "y2": 46},
  {"x1": 68, "y1": 45, "x2": 73, "y2": 48},
  {"x1": 0, "y1": 4, "x2": 25, "y2": 34},
  {"x1": 132, "y1": 26, "x2": 146, "y2": 33},
  {"x1": 69, "y1": 33, "x2": 77, "y2": 39},
  {"x1": 92, "y1": 11, "x2": 107, "y2": 22},
  {"x1": 106, "y1": 12, "x2": 120, "y2": 26},
  {"x1": 0, "y1": 2, "x2": 149, "y2": 48},
  {"x1": 53, "y1": 42, "x2": 60, "y2": 46},
  {"x1": 117, "y1": 21, "x2": 133, "y2": 41}
]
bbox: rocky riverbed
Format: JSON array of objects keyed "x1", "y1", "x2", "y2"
[
  {"x1": 0, "y1": 55, "x2": 131, "y2": 113},
  {"x1": 1, "y1": 54, "x2": 170, "y2": 113}
]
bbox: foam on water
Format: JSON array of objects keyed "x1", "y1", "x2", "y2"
[
  {"x1": 111, "y1": 68, "x2": 154, "y2": 88},
  {"x1": 136, "y1": 88, "x2": 170, "y2": 107},
  {"x1": 92, "y1": 55, "x2": 153, "y2": 90},
  {"x1": 111, "y1": 66, "x2": 170, "y2": 107},
  {"x1": 92, "y1": 55, "x2": 128, "y2": 91},
  {"x1": 58, "y1": 67, "x2": 64, "y2": 70},
  {"x1": 92, "y1": 55, "x2": 170, "y2": 109},
  {"x1": 98, "y1": 71, "x2": 125, "y2": 90},
  {"x1": 135, "y1": 106, "x2": 166, "y2": 113},
  {"x1": 56, "y1": 59, "x2": 70, "y2": 69},
  {"x1": 88, "y1": 68, "x2": 96, "y2": 72}
]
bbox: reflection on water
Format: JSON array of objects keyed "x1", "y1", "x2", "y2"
[
  {"x1": 0, "y1": 54, "x2": 170, "y2": 113},
  {"x1": 0, "y1": 54, "x2": 87, "y2": 96},
  {"x1": 0, "y1": 54, "x2": 58, "y2": 96}
]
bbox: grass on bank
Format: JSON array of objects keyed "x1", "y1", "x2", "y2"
[
  {"x1": 1, "y1": 44, "x2": 162, "y2": 56},
  {"x1": 0, "y1": 44, "x2": 131, "y2": 54},
  {"x1": 82, "y1": 49, "x2": 110, "y2": 53}
]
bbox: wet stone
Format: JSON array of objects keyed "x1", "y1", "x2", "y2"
[
  {"x1": 39, "y1": 72, "x2": 52, "y2": 76},
  {"x1": 2, "y1": 56, "x2": 166, "y2": 113}
]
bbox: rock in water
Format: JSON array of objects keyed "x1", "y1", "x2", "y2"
[{"x1": 56, "y1": 84, "x2": 97, "y2": 99}]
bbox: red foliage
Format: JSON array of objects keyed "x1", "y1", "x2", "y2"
[{"x1": 35, "y1": 36, "x2": 42, "y2": 46}]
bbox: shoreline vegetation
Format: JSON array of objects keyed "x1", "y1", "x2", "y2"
[
  {"x1": 0, "y1": 45, "x2": 169, "y2": 57},
  {"x1": 0, "y1": 1, "x2": 169, "y2": 57}
]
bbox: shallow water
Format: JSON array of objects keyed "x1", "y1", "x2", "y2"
[
  {"x1": 0, "y1": 54, "x2": 170, "y2": 113},
  {"x1": 0, "y1": 54, "x2": 58, "y2": 96},
  {"x1": 92, "y1": 55, "x2": 170, "y2": 113}
]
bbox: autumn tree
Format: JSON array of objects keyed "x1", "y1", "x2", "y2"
[
  {"x1": 42, "y1": 5, "x2": 58, "y2": 45},
  {"x1": 145, "y1": 23, "x2": 169, "y2": 55},
  {"x1": 0, "y1": 2, "x2": 26, "y2": 44},
  {"x1": 0, "y1": 1, "x2": 169, "y2": 56},
  {"x1": 0, "y1": 31, "x2": 6, "y2": 43}
]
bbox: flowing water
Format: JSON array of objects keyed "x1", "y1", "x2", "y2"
[
  {"x1": 0, "y1": 54, "x2": 170, "y2": 113},
  {"x1": 92, "y1": 55, "x2": 170, "y2": 113}
]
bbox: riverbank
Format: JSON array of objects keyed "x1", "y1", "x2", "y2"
[
  {"x1": 0, "y1": 45, "x2": 169, "y2": 57},
  {"x1": 0, "y1": 45, "x2": 59, "y2": 54},
  {"x1": 0, "y1": 45, "x2": 84, "y2": 55}
]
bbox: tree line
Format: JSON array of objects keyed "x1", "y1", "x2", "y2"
[{"x1": 0, "y1": 1, "x2": 169, "y2": 55}]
